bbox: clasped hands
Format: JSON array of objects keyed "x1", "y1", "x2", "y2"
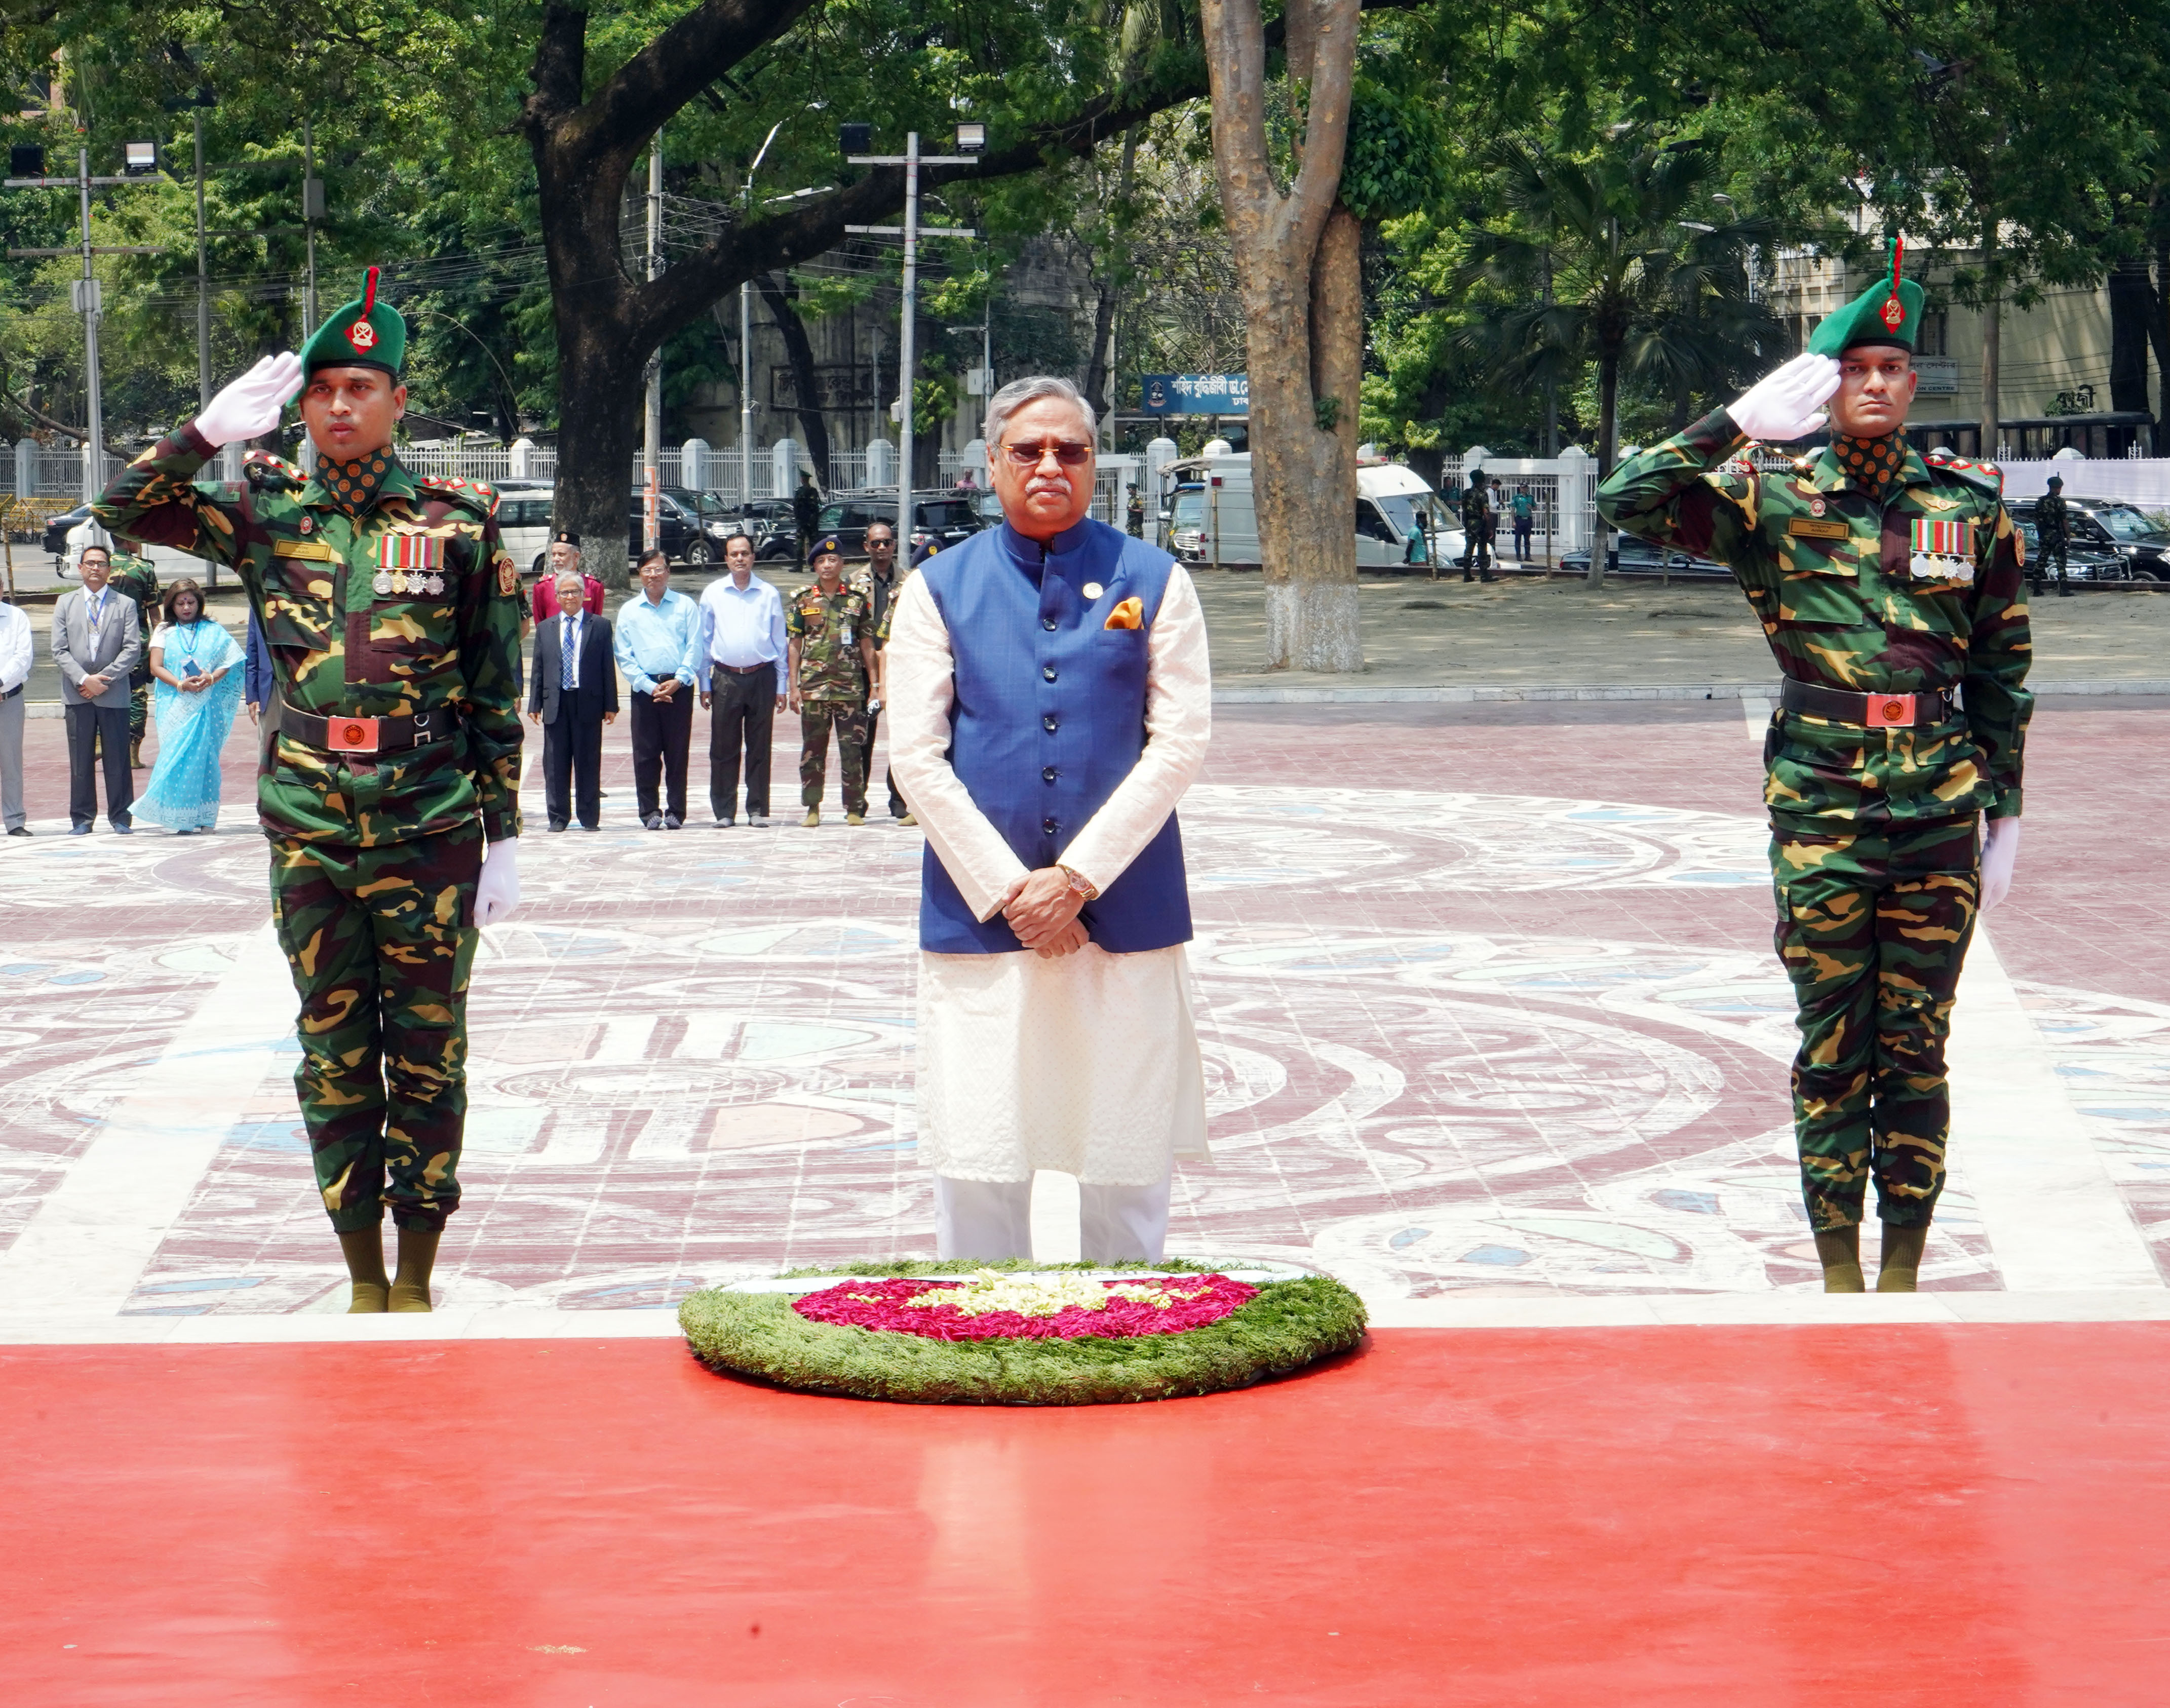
[{"x1": 997, "y1": 866, "x2": 1088, "y2": 959}]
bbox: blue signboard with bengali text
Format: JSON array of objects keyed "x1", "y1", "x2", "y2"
[{"x1": 1138, "y1": 374, "x2": 1249, "y2": 415}]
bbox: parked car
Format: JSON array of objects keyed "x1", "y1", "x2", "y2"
[
  {"x1": 2013, "y1": 496, "x2": 2170, "y2": 582},
  {"x1": 42, "y1": 501, "x2": 94, "y2": 558},
  {"x1": 627, "y1": 486, "x2": 738, "y2": 567},
  {"x1": 1557, "y1": 536, "x2": 1723, "y2": 578},
  {"x1": 816, "y1": 491, "x2": 987, "y2": 560},
  {"x1": 492, "y1": 483, "x2": 556, "y2": 577},
  {"x1": 2013, "y1": 516, "x2": 2130, "y2": 585}
]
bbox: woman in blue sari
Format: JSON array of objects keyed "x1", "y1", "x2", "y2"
[{"x1": 136, "y1": 578, "x2": 245, "y2": 834}]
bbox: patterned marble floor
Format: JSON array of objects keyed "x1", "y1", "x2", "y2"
[{"x1": 3, "y1": 700, "x2": 2167, "y2": 1329}]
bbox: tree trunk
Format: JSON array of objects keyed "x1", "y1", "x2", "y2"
[
  {"x1": 755, "y1": 273, "x2": 832, "y2": 479},
  {"x1": 553, "y1": 316, "x2": 646, "y2": 591},
  {"x1": 1979, "y1": 225, "x2": 2001, "y2": 458},
  {"x1": 1199, "y1": 0, "x2": 1364, "y2": 673},
  {"x1": 2108, "y1": 251, "x2": 2154, "y2": 418},
  {"x1": 1083, "y1": 127, "x2": 1144, "y2": 420},
  {"x1": 1588, "y1": 348, "x2": 1619, "y2": 587}
]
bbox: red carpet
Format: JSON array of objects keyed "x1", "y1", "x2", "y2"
[{"x1": 4, "y1": 1326, "x2": 2166, "y2": 1705}]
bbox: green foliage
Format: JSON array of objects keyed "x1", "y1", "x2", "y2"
[
  {"x1": 679, "y1": 1269, "x2": 1369, "y2": 1405},
  {"x1": 1340, "y1": 73, "x2": 1451, "y2": 223}
]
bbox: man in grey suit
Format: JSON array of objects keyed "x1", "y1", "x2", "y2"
[
  {"x1": 526, "y1": 568, "x2": 617, "y2": 831},
  {"x1": 53, "y1": 542, "x2": 141, "y2": 834}
]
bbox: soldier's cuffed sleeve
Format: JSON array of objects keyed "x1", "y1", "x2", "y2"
[
  {"x1": 1964, "y1": 505, "x2": 2032, "y2": 819},
  {"x1": 90, "y1": 423, "x2": 251, "y2": 569},
  {"x1": 1595, "y1": 407, "x2": 1770, "y2": 575},
  {"x1": 459, "y1": 532, "x2": 527, "y2": 841}
]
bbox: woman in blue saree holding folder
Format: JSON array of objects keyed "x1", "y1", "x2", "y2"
[{"x1": 136, "y1": 578, "x2": 244, "y2": 834}]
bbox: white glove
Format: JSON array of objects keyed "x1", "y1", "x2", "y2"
[
  {"x1": 1980, "y1": 818, "x2": 2021, "y2": 911},
  {"x1": 474, "y1": 838, "x2": 522, "y2": 927},
  {"x1": 195, "y1": 352, "x2": 305, "y2": 448},
  {"x1": 1726, "y1": 353, "x2": 1840, "y2": 443}
]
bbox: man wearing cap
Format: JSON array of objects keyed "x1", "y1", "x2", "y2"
[
  {"x1": 92, "y1": 267, "x2": 526, "y2": 1316},
  {"x1": 1597, "y1": 247, "x2": 2030, "y2": 1294},
  {"x1": 786, "y1": 533, "x2": 878, "y2": 827},
  {"x1": 2033, "y1": 474, "x2": 2072, "y2": 598},
  {"x1": 531, "y1": 530, "x2": 604, "y2": 622},
  {"x1": 1459, "y1": 470, "x2": 1496, "y2": 583}
]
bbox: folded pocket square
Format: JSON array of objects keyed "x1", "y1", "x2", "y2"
[{"x1": 1104, "y1": 597, "x2": 1143, "y2": 630}]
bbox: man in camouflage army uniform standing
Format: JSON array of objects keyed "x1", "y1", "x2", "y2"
[
  {"x1": 1460, "y1": 469, "x2": 1497, "y2": 583},
  {"x1": 1598, "y1": 248, "x2": 2030, "y2": 1294},
  {"x1": 787, "y1": 532, "x2": 878, "y2": 826},
  {"x1": 2032, "y1": 472, "x2": 2072, "y2": 598},
  {"x1": 104, "y1": 544, "x2": 159, "y2": 768},
  {"x1": 94, "y1": 268, "x2": 525, "y2": 1315},
  {"x1": 850, "y1": 519, "x2": 913, "y2": 824}
]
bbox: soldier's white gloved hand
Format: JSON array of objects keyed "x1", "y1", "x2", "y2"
[
  {"x1": 1980, "y1": 818, "x2": 2021, "y2": 911},
  {"x1": 195, "y1": 352, "x2": 305, "y2": 448},
  {"x1": 1726, "y1": 353, "x2": 1841, "y2": 442},
  {"x1": 474, "y1": 837, "x2": 522, "y2": 927}
]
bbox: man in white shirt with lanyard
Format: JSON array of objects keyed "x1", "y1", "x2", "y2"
[{"x1": 695, "y1": 531, "x2": 787, "y2": 827}]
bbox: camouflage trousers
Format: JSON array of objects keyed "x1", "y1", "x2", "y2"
[
  {"x1": 129, "y1": 675, "x2": 150, "y2": 743},
  {"x1": 1771, "y1": 817, "x2": 1980, "y2": 1233},
  {"x1": 269, "y1": 824, "x2": 482, "y2": 1233},
  {"x1": 799, "y1": 698, "x2": 869, "y2": 813}
]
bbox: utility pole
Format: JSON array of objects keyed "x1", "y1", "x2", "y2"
[
  {"x1": 644, "y1": 134, "x2": 663, "y2": 554},
  {"x1": 4, "y1": 145, "x2": 163, "y2": 501},
  {"x1": 740, "y1": 119, "x2": 784, "y2": 516},
  {"x1": 302, "y1": 118, "x2": 319, "y2": 335},
  {"x1": 847, "y1": 128, "x2": 981, "y2": 545},
  {"x1": 193, "y1": 112, "x2": 210, "y2": 414}
]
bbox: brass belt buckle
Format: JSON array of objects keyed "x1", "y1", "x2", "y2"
[
  {"x1": 1864, "y1": 693, "x2": 1916, "y2": 729},
  {"x1": 325, "y1": 716, "x2": 381, "y2": 753}
]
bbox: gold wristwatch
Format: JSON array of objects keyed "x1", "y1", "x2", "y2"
[{"x1": 1057, "y1": 863, "x2": 1099, "y2": 901}]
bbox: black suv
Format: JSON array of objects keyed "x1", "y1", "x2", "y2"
[
  {"x1": 817, "y1": 491, "x2": 987, "y2": 559},
  {"x1": 2014, "y1": 495, "x2": 2170, "y2": 583},
  {"x1": 627, "y1": 487, "x2": 739, "y2": 567}
]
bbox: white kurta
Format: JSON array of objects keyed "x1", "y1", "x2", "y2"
[{"x1": 886, "y1": 559, "x2": 1213, "y2": 1186}]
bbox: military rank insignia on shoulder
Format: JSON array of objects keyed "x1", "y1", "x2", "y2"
[
  {"x1": 243, "y1": 449, "x2": 304, "y2": 491},
  {"x1": 417, "y1": 471, "x2": 500, "y2": 520},
  {"x1": 1924, "y1": 446, "x2": 2005, "y2": 496}
]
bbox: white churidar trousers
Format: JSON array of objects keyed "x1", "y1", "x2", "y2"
[{"x1": 935, "y1": 1172, "x2": 1174, "y2": 1263}]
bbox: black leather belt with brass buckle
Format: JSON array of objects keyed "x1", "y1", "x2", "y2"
[
  {"x1": 282, "y1": 707, "x2": 460, "y2": 755},
  {"x1": 1779, "y1": 680, "x2": 1957, "y2": 729},
  {"x1": 714, "y1": 661, "x2": 774, "y2": 677}
]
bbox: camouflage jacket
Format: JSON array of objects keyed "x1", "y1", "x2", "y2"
[
  {"x1": 91, "y1": 426, "x2": 525, "y2": 846},
  {"x1": 848, "y1": 562, "x2": 909, "y2": 648},
  {"x1": 1460, "y1": 486, "x2": 1493, "y2": 535},
  {"x1": 2035, "y1": 489, "x2": 2069, "y2": 545},
  {"x1": 107, "y1": 555, "x2": 159, "y2": 640},
  {"x1": 1596, "y1": 406, "x2": 2031, "y2": 828},
  {"x1": 786, "y1": 579, "x2": 872, "y2": 701}
]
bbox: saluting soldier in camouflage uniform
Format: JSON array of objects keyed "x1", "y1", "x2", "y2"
[
  {"x1": 1597, "y1": 248, "x2": 2031, "y2": 1294},
  {"x1": 787, "y1": 532, "x2": 879, "y2": 826},
  {"x1": 2032, "y1": 473, "x2": 2072, "y2": 598},
  {"x1": 105, "y1": 547, "x2": 160, "y2": 767},
  {"x1": 94, "y1": 269, "x2": 525, "y2": 1315}
]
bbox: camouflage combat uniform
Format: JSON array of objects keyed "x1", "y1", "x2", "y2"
[
  {"x1": 787, "y1": 578, "x2": 873, "y2": 813},
  {"x1": 1598, "y1": 409, "x2": 2032, "y2": 1233},
  {"x1": 94, "y1": 433, "x2": 525, "y2": 1234},
  {"x1": 1460, "y1": 482, "x2": 1495, "y2": 579},
  {"x1": 851, "y1": 560, "x2": 910, "y2": 818},
  {"x1": 107, "y1": 551, "x2": 159, "y2": 750},
  {"x1": 2033, "y1": 487, "x2": 2070, "y2": 597}
]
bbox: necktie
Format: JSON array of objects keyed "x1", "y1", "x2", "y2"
[{"x1": 561, "y1": 616, "x2": 576, "y2": 690}]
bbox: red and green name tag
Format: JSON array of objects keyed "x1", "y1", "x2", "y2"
[
  {"x1": 1910, "y1": 519, "x2": 1973, "y2": 557},
  {"x1": 378, "y1": 533, "x2": 445, "y2": 571}
]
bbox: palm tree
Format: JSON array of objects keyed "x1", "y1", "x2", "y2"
[{"x1": 1459, "y1": 130, "x2": 1783, "y2": 583}]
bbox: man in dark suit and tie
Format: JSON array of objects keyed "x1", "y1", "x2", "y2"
[
  {"x1": 528, "y1": 568, "x2": 617, "y2": 830},
  {"x1": 52, "y1": 540, "x2": 142, "y2": 835}
]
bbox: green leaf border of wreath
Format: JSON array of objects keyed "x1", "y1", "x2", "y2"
[{"x1": 679, "y1": 1259, "x2": 1369, "y2": 1406}]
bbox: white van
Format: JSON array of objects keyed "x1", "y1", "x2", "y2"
[
  {"x1": 1160, "y1": 454, "x2": 1457, "y2": 568},
  {"x1": 494, "y1": 482, "x2": 557, "y2": 577}
]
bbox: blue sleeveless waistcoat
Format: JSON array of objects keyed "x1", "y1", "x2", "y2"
[{"x1": 916, "y1": 516, "x2": 1193, "y2": 954}]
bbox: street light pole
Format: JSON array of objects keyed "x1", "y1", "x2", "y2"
[
  {"x1": 738, "y1": 119, "x2": 786, "y2": 515},
  {"x1": 644, "y1": 133, "x2": 663, "y2": 553},
  {"x1": 193, "y1": 112, "x2": 209, "y2": 413},
  {"x1": 76, "y1": 150, "x2": 104, "y2": 504}
]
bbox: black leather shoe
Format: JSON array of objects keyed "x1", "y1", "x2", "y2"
[
  {"x1": 664, "y1": 813, "x2": 682, "y2": 829},
  {"x1": 6, "y1": 826, "x2": 29, "y2": 837},
  {"x1": 643, "y1": 813, "x2": 663, "y2": 830},
  {"x1": 548, "y1": 820, "x2": 569, "y2": 833}
]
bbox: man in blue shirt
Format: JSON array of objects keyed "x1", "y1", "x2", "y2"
[
  {"x1": 695, "y1": 532, "x2": 788, "y2": 827},
  {"x1": 613, "y1": 548, "x2": 701, "y2": 829}
]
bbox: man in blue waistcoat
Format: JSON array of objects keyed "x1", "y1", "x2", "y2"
[{"x1": 886, "y1": 377, "x2": 1215, "y2": 1261}]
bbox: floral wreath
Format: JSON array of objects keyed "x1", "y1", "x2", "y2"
[{"x1": 680, "y1": 1259, "x2": 1366, "y2": 1406}]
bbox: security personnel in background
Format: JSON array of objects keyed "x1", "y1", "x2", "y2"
[
  {"x1": 1460, "y1": 470, "x2": 1497, "y2": 583},
  {"x1": 1597, "y1": 245, "x2": 2031, "y2": 1295},
  {"x1": 93, "y1": 267, "x2": 526, "y2": 1317},
  {"x1": 787, "y1": 533, "x2": 878, "y2": 826},
  {"x1": 850, "y1": 519, "x2": 914, "y2": 825},
  {"x1": 2033, "y1": 473, "x2": 2072, "y2": 598},
  {"x1": 793, "y1": 470, "x2": 823, "y2": 569},
  {"x1": 105, "y1": 544, "x2": 160, "y2": 768}
]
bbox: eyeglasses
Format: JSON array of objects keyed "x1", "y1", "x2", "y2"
[{"x1": 999, "y1": 439, "x2": 1094, "y2": 468}]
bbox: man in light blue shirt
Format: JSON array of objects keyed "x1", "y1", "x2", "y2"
[
  {"x1": 694, "y1": 532, "x2": 788, "y2": 827},
  {"x1": 613, "y1": 548, "x2": 701, "y2": 829}
]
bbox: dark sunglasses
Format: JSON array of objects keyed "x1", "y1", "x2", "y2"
[{"x1": 999, "y1": 439, "x2": 1094, "y2": 468}]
